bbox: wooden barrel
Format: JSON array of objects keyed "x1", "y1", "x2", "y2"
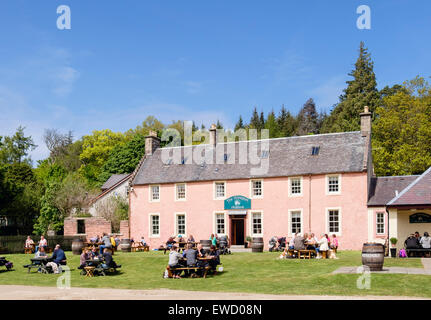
[
  {"x1": 200, "y1": 240, "x2": 211, "y2": 253},
  {"x1": 71, "y1": 239, "x2": 84, "y2": 255},
  {"x1": 362, "y1": 243, "x2": 385, "y2": 271},
  {"x1": 251, "y1": 237, "x2": 264, "y2": 252},
  {"x1": 120, "y1": 239, "x2": 131, "y2": 252}
]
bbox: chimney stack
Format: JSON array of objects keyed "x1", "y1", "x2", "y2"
[
  {"x1": 209, "y1": 124, "x2": 217, "y2": 146},
  {"x1": 360, "y1": 106, "x2": 372, "y2": 137},
  {"x1": 145, "y1": 131, "x2": 160, "y2": 156}
]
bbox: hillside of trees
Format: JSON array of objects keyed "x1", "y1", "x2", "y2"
[{"x1": 1, "y1": 41, "x2": 430, "y2": 235}]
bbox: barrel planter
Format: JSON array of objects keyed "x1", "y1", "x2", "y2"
[
  {"x1": 71, "y1": 239, "x2": 84, "y2": 255},
  {"x1": 200, "y1": 240, "x2": 211, "y2": 253},
  {"x1": 120, "y1": 239, "x2": 131, "y2": 252},
  {"x1": 362, "y1": 243, "x2": 385, "y2": 271},
  {"x1": 251, "y1": 237, "x2": 264, "y2": 252}
]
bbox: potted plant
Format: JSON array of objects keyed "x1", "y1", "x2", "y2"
[
  {"x1": 390, "y1": 237, "x2": 398, "y2": 257},
  {"x1": 245, "y1": 236, "x2": 252, "y2": 248}
]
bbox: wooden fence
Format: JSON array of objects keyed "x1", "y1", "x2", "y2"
[{"x1": 0, "y1": 235, "x2": 86, "y2": 254}]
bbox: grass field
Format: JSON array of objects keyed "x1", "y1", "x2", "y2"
[{"x1": 1, "y1": 250, "x2": 430, "y2": 298}]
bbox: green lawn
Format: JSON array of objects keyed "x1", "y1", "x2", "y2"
[{"x1": 0, "y1": 250, "x2": 430, "y2": 298}]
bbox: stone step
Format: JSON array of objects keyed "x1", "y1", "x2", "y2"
[{"x1": 229, "y1": 245, "x2": 252, "y2": 253}]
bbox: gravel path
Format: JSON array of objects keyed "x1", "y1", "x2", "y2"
[{"x1": 0, "y1": 285, "x2": 428, "y2": 300}]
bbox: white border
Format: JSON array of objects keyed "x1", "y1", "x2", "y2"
[
  {"x1": 213, "y1": 181, "x2": 227, "y2": 200},
  {"x1": 175, "y1": 183, "x2": 187, "y2": 201},
  {"x1": 149, "y1": 213, "x2": 160, "y2": 238},
  {"x1": 376, "y1": 211, "x2": 386, "y2": 235},
  {"x1": 213, "y1": 211, "x2": 227, "y2": 236},
  {"x1": 288, "y1": 176, "x2": 303, "y2": 197},
  {"x1": 326, "y1": 207, "x2": 342, "y2": 236},
  {"x1": 250, "y1": 179, "x2": 264, "y2": 199},
  {"x1": 250, "y1": 210, "x2": 264, "y2": 237},
  {"x1": 149, "y1": 185, "x2": 161, "y2": 202},
  {"x1": 326, "y1": 174, "x2": 342, "y2": 195},
  {"x1": 288, "y1": 208, "x2": 303, "y2": 236},
  {"x1": 174, "y1": 212, "x2": 187, "y2": 237}
]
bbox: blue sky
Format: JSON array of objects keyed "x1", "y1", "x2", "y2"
[{"x1": 0, "y1": 0, "x2": 430, "y2": 161}]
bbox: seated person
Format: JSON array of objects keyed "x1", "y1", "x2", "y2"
[
  {"x1": 25, "y1": 236, "x2": 35, "y2": 250},
  {"x1": 183, "y1": 243, "x2": 198, "y2": 277},
  {"x1": 187, "y1": 235, "x2": 195, "y2": 243},
  {"x1": 168, "y1": 245, "x2": 183, "y2": 279},
  {"x1": 405, "y1": 234, "x2": 420, "y2": 249},
  {"x1": 207, "y1": 245, "x2": 220, "y2": 272},
  {"x1": 34, "y1": 246, "x2": 47, "y2": 259},
  {"x1": 114, "y1": 236, "x2": 121, "y2": 248},
  {"x1": 89, "y1": 236, "x2": 98, "y2": 243},
  {"x1": 50, "y1": 244, "x2": 67, "y2": 265},
  {"x1": 306, "y1": 234, "x2": 316, "y2": 250},
  {"x1": 79, "y1": 249, "x2": 90, "y2": 269},
  {"x1": 36, "y1": 235, "x2": 48, "y2": 253},
  {"x1": 102, "y1": 248, "x2": 118, "y2": 269},
  {"x1": 196, "y1": 243, "x2": 206, "y2": 257},
  {"x1": 177, "y1": 235, "x2": 186, "y2": 250},
  {"x1": 140, "y1": 236, "x2": 147, "y2": 246},
  {"x1": 293, "y1": 233, "x2": 306, "y2": 250},
  {"x1": 316, "y1": 234, "x2": 329, "y2": 259},
  {"x1": 99, "y1": 233, "x2": 112, "y2": 255},
  {"x1": 288, "y1": 235, "x2": 296, "y2": 250},
  {"x1": 166, "y1": 236, "x2": 176, "y2": 249}
]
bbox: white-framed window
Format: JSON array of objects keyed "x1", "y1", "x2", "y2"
[
  {"x1": 250, "y1": 179, "x2": 263, "y2": 198},
  {"x1": 326, "y1": 174, "x2": 341, "y2": 195},
  {"x1": 149, "y1": 185, "x2": 160, "y2": 202},
  {"x1": 376, "y1": 212, "x2": 385, "y2": 235},
  {"x1": 288, "y1": 209, "x2": 303, "y2": 236},
  {"x1": 289, "y1": 177, "x2": 302, "y2": 196},
  {"x1": 251, "y1": 211, "x2": 263, "y2": 236},
  {"x1": 149, "y1": 214, "x2": 160, "y2": 237},
  {"x1": 214, "y1": 212, "x2": 226, "y2": 235},
  {"x1": 175, "y1": 212, "x2": 186, "y2": 236},
  {"x1": 214, "y1": 181, "x2": 226, "y2": 199},
  {"x1": 175, "y1": 183, "x2": 186, "y2": 201},
  {"x1": 326, "y1": 208, "x2": 341, "y2": 235}
]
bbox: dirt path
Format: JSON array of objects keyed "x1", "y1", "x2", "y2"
[{"x1": 0, "y1": 285, "x2": 428, "y2": 300}]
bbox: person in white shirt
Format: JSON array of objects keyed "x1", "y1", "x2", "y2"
[
  {"x1": 420, "y1": 232, "x2": 431, "y2": 249},
  {"x1": 36, "y1": 235, "x2": 48, "y2": 252},
  {"x1": 316, "y1": 234, "x2": 329, "y2": 259}
]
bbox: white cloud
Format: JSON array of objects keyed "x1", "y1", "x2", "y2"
[{"x1": 308, "y1": 75, "x2": 346, "y2": 111}]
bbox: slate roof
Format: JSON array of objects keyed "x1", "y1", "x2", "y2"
[
  {"x1": 101, "y1": 174, "x2": 131, "y2": 191},
  {"x1": 367, "y1": 175, "x2": 419, "y2": 206},
  {"x1": 132, "y1": 131, "x2": 368, "y2": 185},
  {"x1": 387, "y1": 167, "x2": 431, "y2": 206}
]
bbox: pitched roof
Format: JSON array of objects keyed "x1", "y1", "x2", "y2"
[
  {"x1": 132, "y1": 131, "x2": 367, "y2": 185},
  {"x1": 367, "y1": 175, "x2": 419, "y2": 206},
  {"x1": 387, "y1": 167, "x2": 431, "y2": 206},
  {"x1": 101, "y1": 174, "x2": 131, "y2": 191}
]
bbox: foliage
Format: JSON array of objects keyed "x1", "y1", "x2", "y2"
[
  {"x1": 33, "y1": 180, "x2": 63, "y2": 235},
  {"x1": 321, "y1": 42, "x2": 381, "y2": 133},
  {"x1": 390, "y1": 237, "x2": 398, "y2": 245},
  {"x1": 94, "y1": 195, "x2": 129, "y2": 233},
  {"x1": 98, "y1": 134, "x2": 146, "y2": 183},
  {"x1": 296, "y1": 98, "x2": 319, "y2": 135},
  {"x1": 372, "y1": 77, "x2": 431, "y2": 175},
  {"x1": 0, "y1": 126, "x2": 36, "y2": 165}
]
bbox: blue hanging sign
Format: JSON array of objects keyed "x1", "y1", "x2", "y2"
[{"x1": 224, "y1": 196, "x2": 251, "y2": 210}]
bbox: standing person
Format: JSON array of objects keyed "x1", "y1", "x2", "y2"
[
  {"x1": 168, "y1": 245, "x2": 183, "y2": 279},
  {"x1": 330, "y1": 234, "x2": 339, "y2": 252},
  {"x1": 415, "y1": 232, "x2": 421, "y2": 243},
  {"x1": 420, "y1": 232, "x2": 431, "y2": 257},
  {"x1": 317, "y1": 234, "x2": 329, "y2": 259},
  {"x1": 99, "y1": 233, "x2": 112, "y2": 255},
  {"x1": 210, "y1": 234, "x2": 217, "y2": 247}
]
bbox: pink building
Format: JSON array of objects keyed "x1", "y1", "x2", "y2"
[{"x1": 128, "y1": 108, "x2": 382, "y2": 250}]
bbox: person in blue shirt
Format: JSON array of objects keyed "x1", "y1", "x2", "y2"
[{"x1": 50, "y1": 244, "x2": 67, "y2": 265}]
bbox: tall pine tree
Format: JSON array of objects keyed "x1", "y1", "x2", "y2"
[
  {"x1": 321, "y1": 42, "x2": 380, "y2": 133},
  {"x1": 296, "y1": 98, "x2": 319, "y2": 135}
]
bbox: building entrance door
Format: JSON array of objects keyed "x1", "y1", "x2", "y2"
[{"x1": 230, "y1": 215, "x2": 245, "y2": 245}]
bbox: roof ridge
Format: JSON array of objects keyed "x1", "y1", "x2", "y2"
[
  {"x1": 387, "y1": 166, "x2": 431, "y2": 205},
  {"x1": 155, "y1": 131, "x2": 362, "y2": 151}
]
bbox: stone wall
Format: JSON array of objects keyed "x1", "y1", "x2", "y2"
[
  {"x1": 64, "y1": 217, "x2": 112, "y2": 240},
  {"x1": 119, "y1": 220, "x2": 130, "y2": 239}
]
